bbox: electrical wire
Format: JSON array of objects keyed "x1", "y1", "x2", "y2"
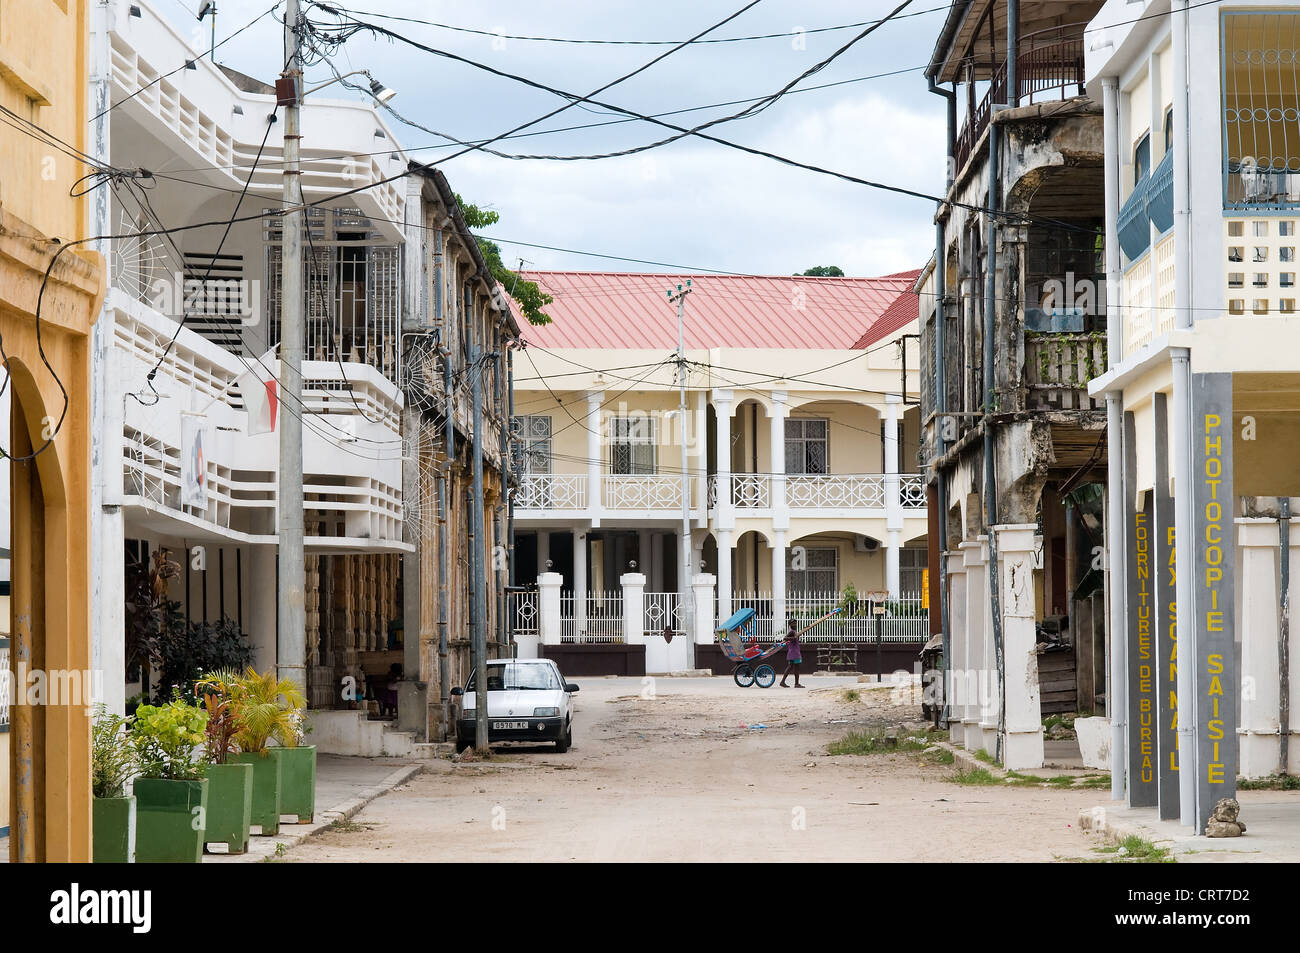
[{"x1": 313, "y1": 2, "x2": 952, "y2": 46}]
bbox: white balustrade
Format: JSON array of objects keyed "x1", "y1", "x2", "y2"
[
  {"x1": 604, "y1": 474, "x2": 691, "y2": 510},
  {"x1": 515, "y1": 474, "x2": 587, "y2": 510},
  {"x1": 785, "y1": 473, "x2": 886, "y2": 509}
]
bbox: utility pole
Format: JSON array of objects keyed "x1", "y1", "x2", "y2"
[
  {"x1": 277, "y1": 0, "x2": 306, "y2": 694},
  {"x1": 668, "y1": 281, "x2": 695, "y2": 659},
  {"x1": 470, "y1": 292, "x2": 489, "y2": 751}
]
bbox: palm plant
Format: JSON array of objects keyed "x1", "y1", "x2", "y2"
[
  {"x1": 229, "y1": 667, "x2": 307, "y2": 755},
  {"x1": 91, "y1": 705, "x2": 137, "y2": 799},
  {"x1": 195, "y1": 668, "x2": 242, "y2": 764}
]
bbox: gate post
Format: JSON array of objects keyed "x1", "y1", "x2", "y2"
[
  {"x1": 692, "y1": 573, "x2": 716, "y2": 644},
  {"x1": 621, "y1": 572, "x2": 646, "y2": 645},
  {"x1": 538, "y1": 572, "x2": 563, "y2": 646}
]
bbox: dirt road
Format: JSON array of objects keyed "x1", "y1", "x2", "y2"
[{"x1": 288, "y1": 675, "x2": 1107, "y2": 862}]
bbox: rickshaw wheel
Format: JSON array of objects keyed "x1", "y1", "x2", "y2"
[
  {"x1": 754, "y1": 664, "x2": 776, "y2": 688},
  {"x1": 733, "y1": 665, "x2": 755, "y2": 688}
]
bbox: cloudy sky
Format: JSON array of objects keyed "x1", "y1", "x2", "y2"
[{"x1": 162, "y1": 0, "x2": 949, "y2": 276}]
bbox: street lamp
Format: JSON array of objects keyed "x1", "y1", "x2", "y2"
[{"x1": 302, "y1": 70, "x2": 397, "y2": 104}]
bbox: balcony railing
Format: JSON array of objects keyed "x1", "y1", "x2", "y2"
[
  {"x1": 515, "y1": 474, "x2": 587, "y2": 510},
  {"x1": 1025, "y1": 332, "x2": 1107, "y2": 411},
  {"x1": 603, "y1": 474, "x2": 692, "y2": 510},
  {"x1": 786, "y1": 474, "x2": 887, "y2": 509},
  {"x1": 952, "y1": 27, "x2": 1087, "y2": 175}
]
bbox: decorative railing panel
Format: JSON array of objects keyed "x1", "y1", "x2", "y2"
[
  {"x1": 515, "y1": 474, "x2": 587, "y2": 510},
  {"x1": 1024, "y1": 333, "x2": 1107, "y2": 411},
  {"x1": 561, "y1": 591, "x2": 624, "y2": 643},
  {"x1": 604, "y1": 474, "x2": 689, "y2": 510},
  {"x1": 786, "y1": 474, "x2": 885, "y2": 509},
  {"x1": 899, "y1": 475, "x2": 927, "y2": 509}
]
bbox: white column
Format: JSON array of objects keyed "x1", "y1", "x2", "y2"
[
  {"x1": 586, "y1": 390, "x2": 603, "y2": 521},
  {"x1": 717, "y1": 529, "x2": 733, "y2": 624},
  {"x1": 692, "y1": 573, "x2": 716, "y2": 645},
  {"x1": 884, "y1": 394, "x2": 903, "y2": 601},
  {"x1": 772, "y1": 530, "x2": 787, "y2": 636},
  {"x1": 996, "y1": 523, "x2": 1045, "y2": 770},
  {"x1": 1290, "y1": 521, "x2": 1300, "y2": 775},
  {"x1": 638, "y1": 529, "x2": 651, "y2": 576},
  {"x1": 248, "y1": 544, "x2": 279, "y2": 672},
  {"x1": 714, "y1": 390, "x2": 734, "y2": 529},
  {"x1": 946, "y1": 550, "x2": 969, "y2": 744},
  {"x1": 961, "y1": 539, "x2": 986, "y2": 751},
  {"x1": 1238, "y1": 519, "x2": 1280, "y2": 778},
  {"x1": 538, "y1": 571, "x2": 563, "y2": 645},
  {"x1": 770, "y1": 392, "x2": 788, "y2": 526},
  {"x1": 573, "y1": 529, "x2": 588, "y2": 639},
  {"x1": 621, "y1": 572, "x2": 646, "y2": 645},
  {"x1": 537, "y1": 530, "x2": 551, "y2": 573},
  {"x1": 978, "y1": 536, "x2": 998, "y2": 755}
]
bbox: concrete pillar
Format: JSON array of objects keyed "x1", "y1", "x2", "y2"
[
  {"x1": 961, "y1": 539, "x2": 986, "y2": 751},
  {"x1": 1238, "y1": 519, "x2": 1280, "y2": 778},
  {"x1": 717, "y1": 529, "x2": 733, "y2": 623},
  {"x1": 996, "y1": 523, "x2": 1045, "y2": 769},
  {"x1": 772, "y1": 530, "x2": 787, "y2": 633},
  {"x1": 946, "y1": 550, "x2": 969, "y2": 744},
  {"x1": 621, "y1": 572, "x2": 646, "y2": 645},
  {"x1": 573, "y1": 529, "x2": 588, "y2": 638},
  {"x1": 248, "y1": 544, "x2": 278, "y2": 672},
  {"x1": 714, "y1": 389, "x2": 734, "y2": 529},
  {"x1": 770, "y1": 392, "x2": 788, "y2": 524},
  {"x1": 586, "y1": 390, "x2": 603, "y2": 518},
  {"x1": 884, "y1": 395, "x2": 902, "y2": 601},
  {"x1": 978, "y1": 536, "x2": 998, "y2": 755},
  {"x1": 692, "y1": 573, "x2": 716, "y2": 645},
  {"x1": 537, "y1": 530, "x2": 551, "y2": 572},
  {"x1": 538, "y1": 571, "x2": 563, "y2": 645}
]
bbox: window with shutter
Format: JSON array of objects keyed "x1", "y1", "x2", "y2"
[{"x1": 610, "y1": 414, "x2": 657, "y2": 474}]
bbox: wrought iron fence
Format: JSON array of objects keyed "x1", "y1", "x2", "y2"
[
  {"x1": 731, "y1": 591, "x2": 928, "y2": 643},
  {"x1": 561, "y1": 591, "x2": 624, "y2": 643}
]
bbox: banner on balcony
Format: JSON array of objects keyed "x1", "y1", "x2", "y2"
[
  {"x1": 180, "y1": 413, "x2": 209, "y2": 510},
  {"x1": 236, "y1": 349, "x2": 279, "y2": 436}
]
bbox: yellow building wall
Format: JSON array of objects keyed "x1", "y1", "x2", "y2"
[{"x1": 0, "y1": 0, "x2": 90, "y2": 243}]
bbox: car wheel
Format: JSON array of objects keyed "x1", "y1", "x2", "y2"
[{"x1": 555, "y1": 722, "x2": 572, "y2": 753}]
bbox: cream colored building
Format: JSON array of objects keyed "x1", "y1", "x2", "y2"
[
  {"x1": 1087, "y1": 0, "x2": 1300, "y2": 832},
  {"x1": 509, "y1": 271, "x2": 929, "y2": 658}
]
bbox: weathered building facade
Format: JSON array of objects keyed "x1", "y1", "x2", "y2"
[
  {"x1": 920, "y1": 0, "x2": 1111, "y2": 769},
  {"x1": 397, "y1": 167, "x2": 518, "y2": 743}
]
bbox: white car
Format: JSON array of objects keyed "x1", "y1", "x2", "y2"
[{"x1": 452, "y1": 658, "x2": 579, "y2": 753}]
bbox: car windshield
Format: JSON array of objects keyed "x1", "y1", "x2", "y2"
[{"x1": 465, "y1": 663, "x2": 561, "y2": 693}]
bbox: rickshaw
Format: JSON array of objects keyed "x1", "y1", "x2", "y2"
[{"x1": 717, "y1": 606, "x2": 844, "y2": 688}]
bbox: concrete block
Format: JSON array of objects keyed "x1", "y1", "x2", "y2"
[{"x1": 1075, "y1": 715, "x2": 1111, "y2": 770}]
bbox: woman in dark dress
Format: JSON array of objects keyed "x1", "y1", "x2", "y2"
[{"x1": 780, "y1": 618, "x2": 804, "y2": 687}]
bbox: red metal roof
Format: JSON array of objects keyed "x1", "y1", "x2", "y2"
[
  {"x1": 513, "y1": 270, "x2": 921, "y2": 350},
  {"x1": 851, "y1": 276, "x2": 921, "y2": 350}
]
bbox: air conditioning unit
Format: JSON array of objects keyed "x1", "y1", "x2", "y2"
[{"x1": 854, "y1": 536, "x2": 881, "y2": 553}]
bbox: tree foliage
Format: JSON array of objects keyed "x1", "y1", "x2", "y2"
[
  {"x1": 799, "y1": 265, "x2": 845, "y2": 277},
  {"x1": 456, "y1": 195, "x2": 553, "y2": 326}
]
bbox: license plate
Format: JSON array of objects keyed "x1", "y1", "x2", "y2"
[{"x1": 493, "y1": 721, "x2": 528, "y2": 730}]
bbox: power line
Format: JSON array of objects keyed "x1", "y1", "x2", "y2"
[{"x1": 314, "y1": 2, "x2": 952, "y2": 46}]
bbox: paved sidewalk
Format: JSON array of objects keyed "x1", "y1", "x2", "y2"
[
  {"x1": 1080, "y1": 792, "x2": 1300, "y2": 862},
  {"x1": 203, "y1": 755, "x2": 424, "y2": 864}
]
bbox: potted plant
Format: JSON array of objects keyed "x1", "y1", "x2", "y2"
[
  {"x1": 228, "y1": 668, "x2": 306, "y2": 835},
  {"x1": 195, "y1": 671, "x2": 253, "y2": 854},
  {"x1": 275, "y1": 703, "x2": 317, "y2": 824},
  {"x1": 91, "y1": 706, "x2": 137, "y2": 863},
  {"x1": 131, "y1": 698, "x2": 209, "y2": 863}
]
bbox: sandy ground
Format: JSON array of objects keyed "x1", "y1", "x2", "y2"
[{"x1": 285, "y1": 675, "x2": 1108, "y2": 863}]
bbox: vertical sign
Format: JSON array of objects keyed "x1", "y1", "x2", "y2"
[
  {"x1": 180, "y1": 413, "x2": 209, "y2": 510},
  {"x1": 1191, "y1": 373, "x2": 1236, "y2": 833},
  {"x1": 1124, "y1": 412, "x2": 1157, "y2": 806},
  {"x1": 1152, "y1": 392, "x2": 1179, "y2": 819}
]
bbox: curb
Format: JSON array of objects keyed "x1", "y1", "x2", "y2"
[{"x1": 205, "y1": 762, "x2": 425, "y2": 863}]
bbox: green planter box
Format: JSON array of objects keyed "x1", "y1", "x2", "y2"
[
  {"x1": 93, "y1": 796, "x2": 136, "y2": 863},
  {"x1": 274, "y1": 745, "x2": 316, "y2": 823},
  {"x1": 230, "y1": 751, "x2": 281, "y2": 836},
  {"x1": 203, "y1": 762, "x2": 253, "y2": 854},
  {"x1": 134, "y1": 778, "x2": 208, "y2": 864}
]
